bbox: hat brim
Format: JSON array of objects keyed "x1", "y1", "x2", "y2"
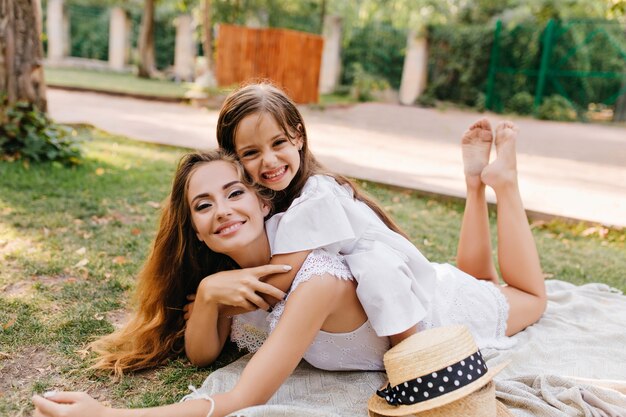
[{"x1": 368, "y1": 361, "x2": 509, "y2": 416}]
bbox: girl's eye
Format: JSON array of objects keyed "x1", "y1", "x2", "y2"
[
  {"x1": 240, "y1": 150, "x2": 258, "y2": 159},
  {"x1": 228, "y1": 189, "x2": 244, "y2": 199},
  {"x1": 273, "y1": 138, "x2": 288, "y2": 147}
]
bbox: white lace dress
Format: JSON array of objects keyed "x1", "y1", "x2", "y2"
[{"x1": 230, "y1": 250, "x2": 513, "y2": 373}]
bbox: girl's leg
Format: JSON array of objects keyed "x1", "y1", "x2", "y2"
[
  {"x1": 481, "y1": 122, "x2": 547, "y2": 335},
  {"x1": 456, "y1": 119, "x2": 499, "y2": 284}
]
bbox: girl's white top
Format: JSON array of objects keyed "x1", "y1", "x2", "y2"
[
  {"x1": 230, "y1": 250, "x2": 513, "y2": 372},
  {"x1": 265, "y1": 175, "x2": 437, "y2": 336},
  {"x1": 231, "y1": 249, "x2": 390, "y2": 371}
]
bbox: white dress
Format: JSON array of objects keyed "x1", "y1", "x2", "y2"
[
  {"x1": 230, "y1": 250, "x2": 513, "y2": 373},
  {"x1": 265, "y1": 175, "x2": 438, "y2": 337}
]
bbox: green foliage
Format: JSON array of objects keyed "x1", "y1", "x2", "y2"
[
  {"x1": 349, "y1": 63, "x2": 391, "y2": 102},
  {"x1": 423, "y1": 24, "x2": 493, "y2": 107},
  {"x1": 506, "y1": 91, "x2": 534, "y2": 115},
  {"x1": 68, "y1": 4, "x2": 110, "y2": 60},
  {"x1": 0, "y1": 98, "x2": 82, "y2": 165},
  {"x1": 537, "y1": 95, "x2": 578, "y2": 121},
  {"x1": 342, "y1": 21, "x2": 406, "y2": 89}
]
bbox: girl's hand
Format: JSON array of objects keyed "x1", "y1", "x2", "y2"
[
  {"x1": 183, "y1": 294, "x2": 195, "y2": 321},
  {"x1": 33, "y1": 392, "x2": 108, "y2": 417},
  {"x1": 198, "y1": 264, "x2": 290, "y2": 312}
]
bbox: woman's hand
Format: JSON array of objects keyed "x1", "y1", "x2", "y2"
[
  {"x1": 33, "y1": 392, "x2": 108, "y2": 417},
  {"x1": 197, "y1": 264, "x2": 290, "y2": 312}
]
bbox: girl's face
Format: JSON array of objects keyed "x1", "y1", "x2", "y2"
[
  {"x1": 233, "y1": 112, "x2": 302, "y2": 191},
  {"x1": 187, "y1": 161, "x2": 270, "y2": 258}
]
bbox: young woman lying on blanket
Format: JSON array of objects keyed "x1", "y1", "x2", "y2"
[{"x1": 33, "y1": 120, "x2": 546, "y2": 417}]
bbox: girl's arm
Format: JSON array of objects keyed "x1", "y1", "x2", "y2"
[
  {"x1": 34, "y1": 274, "x2": 346, "y2": 417},
  {"x1": 184, "y1": 265, "x2": 289, "y2": 366},
  {"x1": 259, "y1": 250, "x2": 311, "y2": 305}
]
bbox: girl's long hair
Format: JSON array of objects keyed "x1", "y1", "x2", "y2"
[
  {"x1": 217, "y1": 82, "x2": 408, "y2": 238},
  {"x1": 90, "y1": 150, "x2": 258, "y2": 376}
]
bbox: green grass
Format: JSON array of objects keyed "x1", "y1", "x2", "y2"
[
  {"x1": 44, "y1": 67, "x2": 191, "y2": 99},
  {"x1": 1, "y1": 128, "x2": 624, "y2": 415},
  {"x1": 43, "y1": 67, "x2": 356, "y2": 107}
]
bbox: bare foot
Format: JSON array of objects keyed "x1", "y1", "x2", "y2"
[
  {"x1": 462, "y1": 119, "x2": 493, "y2": 187},
  {"x1": 481, "y1": 121, "x2": 519, "y2": 190}
]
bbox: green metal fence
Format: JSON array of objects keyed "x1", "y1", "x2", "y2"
[{"x1": 486, "y1": 19, "x2": 626, "y2": 118}]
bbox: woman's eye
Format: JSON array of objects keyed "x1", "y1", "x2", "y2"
[
  {"x1": 228, "y1": 190, "x2": 244, "y2": 199},
  {"x1": 195, "y1": 202, "x2": 212, "y2": 211}
]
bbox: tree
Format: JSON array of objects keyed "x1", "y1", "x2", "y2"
[
  {"x1": 0, "y1": 0, "x2": 47, "y2": 111},
  {"x1": 201, "y1": 0, "x2": 213, "y2": 72},
  {"x1": 137, "y1": 0, "x2": 156, "y2": 78}
]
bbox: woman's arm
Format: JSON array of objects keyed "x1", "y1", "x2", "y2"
[{"x1": 35, "y1": 274, "x2": 349, "y2": 417}]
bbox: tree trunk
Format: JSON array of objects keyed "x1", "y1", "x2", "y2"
[
  {"x1": 0, "y1": 0, "x2": 47, "y2": 111},
  {"x1": 319, "y1": 0, "x2": 326, "y2": 34},
  {"x1": 201, "y1": 0, "x2": 213, "y2": 72},
  {"x1": 137, "y1": 0, "x2": 156, "y2": 78},
  {"x1": 615, "y1": 79, "x2": 626, "y2": 122}
]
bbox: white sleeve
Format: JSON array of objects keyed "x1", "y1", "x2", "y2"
[{"x1": 266, "y1": 176, "x2": 357, "y2": 255}]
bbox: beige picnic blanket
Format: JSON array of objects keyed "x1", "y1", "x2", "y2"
[{"x1": 185, "y1": 280, "x2": 626, "y2": 416}]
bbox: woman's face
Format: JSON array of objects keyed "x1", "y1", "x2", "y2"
[
  {"x1": 233, "y1": 112, "x2": 302, "y2": 191},
  {"x1": 187, "y1": 160, "x2": 270, "y2": 257}
]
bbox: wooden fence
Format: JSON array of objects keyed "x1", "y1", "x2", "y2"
[{"x1": 216, "y1": 24, "x2": 324, "y2": 103}]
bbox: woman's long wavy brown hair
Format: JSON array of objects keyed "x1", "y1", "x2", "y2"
[
  {"x1": 90, "y1": 150, "x2": 262, "y2": 376},
  {"x1": 217, "y1": 82, "x2": 408, "y2": 238}
]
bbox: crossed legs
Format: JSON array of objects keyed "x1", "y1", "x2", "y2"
[{"x1": 456, "y1": 119, "x2": 547, "y2": 336}]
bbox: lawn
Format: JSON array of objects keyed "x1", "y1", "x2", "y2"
[
  {"x1": 1, "y1": 128, "x2": 624, "y2": 415},
  {"x1": 43, "y1": 67, "x2": 358, "y2": 106},
  {"x1": 44, "y1": 67, "x2": 191, "y2": 99}
]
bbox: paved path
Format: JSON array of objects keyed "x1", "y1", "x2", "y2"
[{"x1": 47, "y1": 89, "x2": 626, "y2": 227}]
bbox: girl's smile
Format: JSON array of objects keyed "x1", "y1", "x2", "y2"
[{"x1": 234, "y1": 112, "x2": 302, "y2": 191}]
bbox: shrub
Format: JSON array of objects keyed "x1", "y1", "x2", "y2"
[
  {"x1": 537, "y1": 95, "x2": 577, "y2": 121},
  {"x1": 0, "y1": 98, "x2": 82, "y2": 165},
  {"x1": 424, "y1": 24, "x2": 494, "y2": 107},
  {"x1": 349, "y1": 63, "x2": 391, "y2": 102},
  {"x1": 506, "y1": 91, "x2": 534, "y2": 115},
  {"x1": 342, "y1": 21, "x2": 406, "y2": 89}
]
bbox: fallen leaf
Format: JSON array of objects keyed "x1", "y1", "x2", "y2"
[
  {"x1": 131, "y1": 228, "x2": 141, "y2": 236},
  {"x1": 113, "y1": 256, "x2": 127, "y2": 265},
  {"x1": 104, "y1": 272, "x2": 112, "y2": 279},
  {"x1": 146, "y1": 201, "x2": 161, "y2": 209},
  {"x1": 0, "y1": 352, "x2": 10, "y2": 359},
  {"x1": 95, "y1": 168, "x2": 105, "y2": 176},
  {"x1": 74, "y1": 258, "x2": 89, "y2": 268},
  {"x1": 392, "y1": 196, "x2": 401, "y2": 203},
  {"x1": 94, "y1": 313, "x2": 104, "y2": 321},
  {"x1": 581, "y1": 227, "x2": 598, "y2": 237},
  {"x1": 75, "y1": 247, "x2": 86, "y2": 255},
  {"x1": 3, "y1": 318, "x2": 16, "y2": 330},
  {"x1": 530, "y1": 220, "x2": 546, "y2": 229},
  {"x1": 43, "y1": 227, "x2": 50, "y2": 238}
]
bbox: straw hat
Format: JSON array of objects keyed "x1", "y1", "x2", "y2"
[{"x1": 368, "y1": 325, "x2": 512, "y2": 417}]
